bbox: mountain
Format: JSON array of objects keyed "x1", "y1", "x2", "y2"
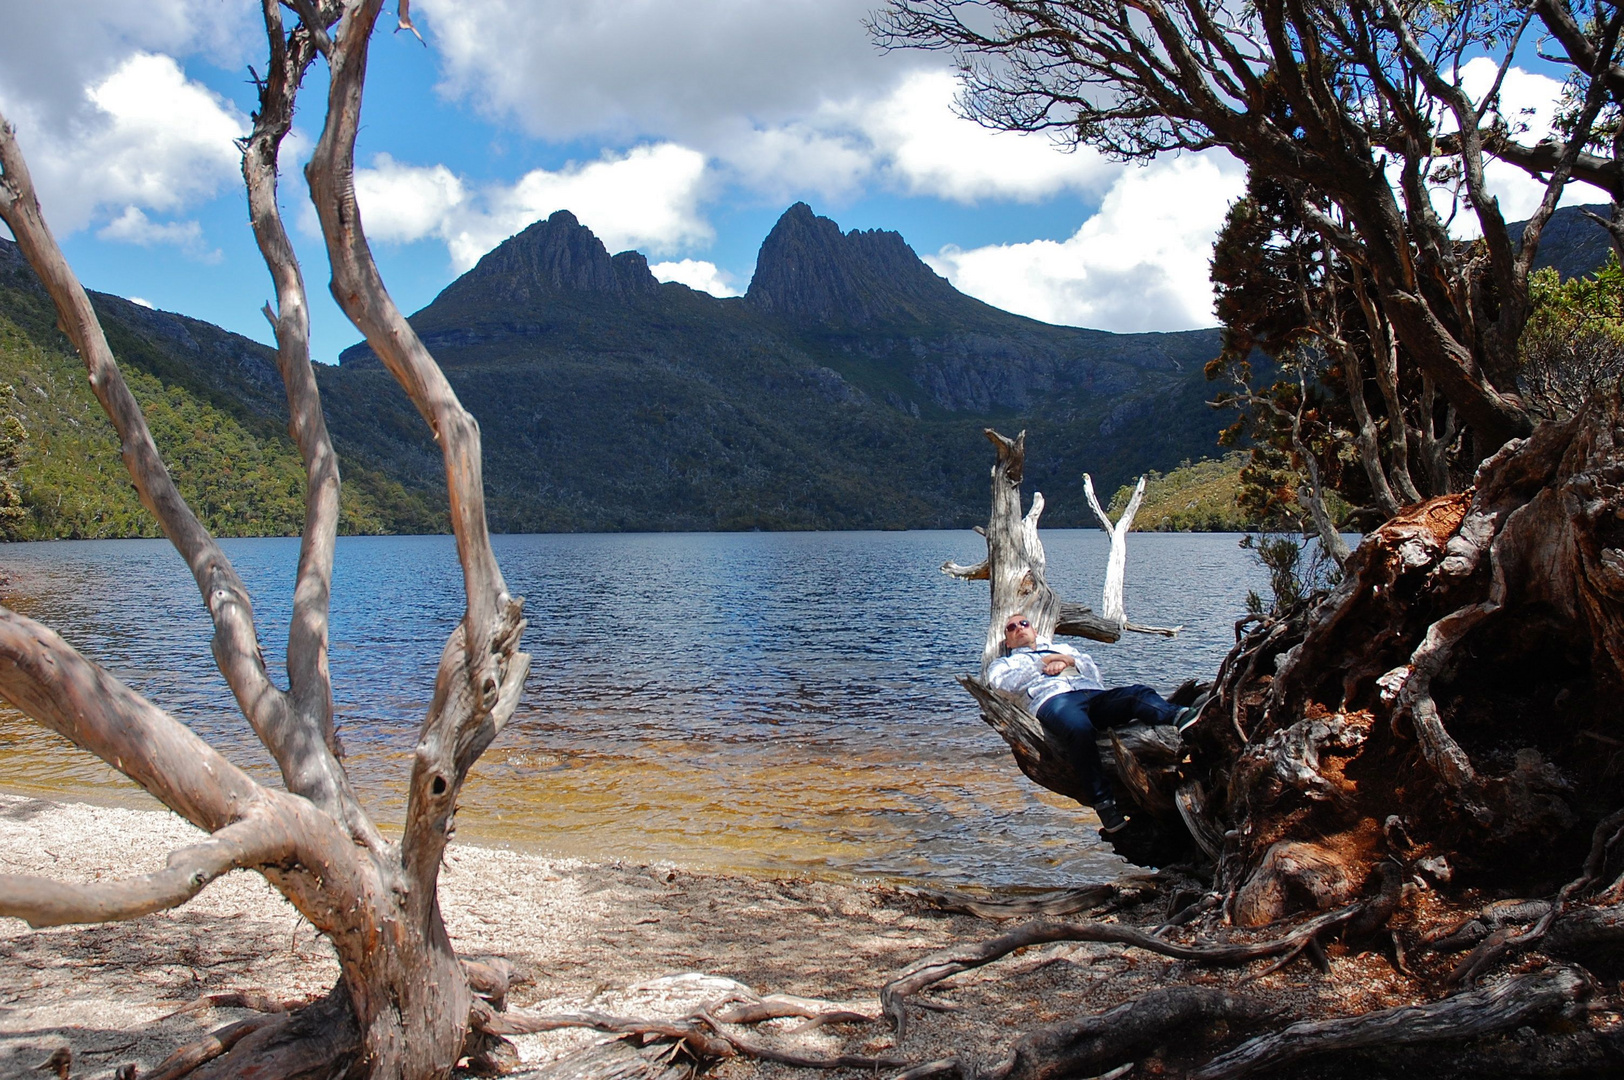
[
  {"x1": 1512, "y1": 202, "x2": 1617, "y2": 280},
  {"x1": 335, "y1": 203, "x2": 1229, "y2": 530},
  {"x1": 12, "y1": 198, "x2": 1614, "y2": 538}
]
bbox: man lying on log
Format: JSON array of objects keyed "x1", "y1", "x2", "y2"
[{"x1": 987, "y1": 613, "x2": 1194, "y2": 835}]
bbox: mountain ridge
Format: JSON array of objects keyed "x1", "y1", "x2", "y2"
[{"x1": 7, "y1": 200, "x2": 1616, "y2": 535}]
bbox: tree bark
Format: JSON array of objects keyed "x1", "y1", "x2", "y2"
[
  {"x1": 1171, "y1": 385, "x2": 1624, "y2": 933},
  {"x1": 0, "y1": 3, "x2": 531, "y2": 1076}
]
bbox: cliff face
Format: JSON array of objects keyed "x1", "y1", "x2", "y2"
[
  {"x1": 439, "y1": 209, "x2": 660, "y2": 305},
  {"x1": 744, "y1": 202, "x2": 965, "y2": 326}
]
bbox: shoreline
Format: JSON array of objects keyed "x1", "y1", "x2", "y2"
[
  {"x1": 0, "y1": 791, "x2": 997, "y2": 1079},
  {"x1": 3, "y1": 792, "x2": 1597, "y2": 1079}
]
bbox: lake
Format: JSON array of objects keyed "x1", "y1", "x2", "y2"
[{"x1": 0, "y1": 530, "x2": 1269, "y2": 888}]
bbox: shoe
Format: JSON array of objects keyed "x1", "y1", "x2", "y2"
[
  {"x1": 1095, "y1": 800, "x2": 1129, "y2": 835},
  {"x1": 1175, "y1": 706, "x2": 1200, "y2": 733}
]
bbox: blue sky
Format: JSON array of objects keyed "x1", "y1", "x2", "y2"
[{"x1": 0, "y1": 1, "x2": 1573, "y2": 366}]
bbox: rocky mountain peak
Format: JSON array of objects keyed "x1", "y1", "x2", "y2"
[
  {"x1": 744, "y1": 202, "x2": 962, "y2": 326},
  {"x1": 455, "y1": 209, "x2": 659, "y2": 300}
]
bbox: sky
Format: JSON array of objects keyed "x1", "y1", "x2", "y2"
[{"x1": 0, "y1": 1, "x2": 1579, "y2": 366}]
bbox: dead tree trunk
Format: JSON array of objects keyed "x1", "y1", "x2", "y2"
[
  {"x1": 0, "y1": 3, "x2": 532, "y2": 1077},
  {"x1": 941, "y1": 429, "x2": 1122, "y2": 673},
  {"x1": 944, "y1": 430, "x2": 1196, "y2": 863}
]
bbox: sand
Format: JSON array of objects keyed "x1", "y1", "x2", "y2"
[
  {"x1": 3, "y1": 791, "x2": 1580, "y2": 1080},
  {"x1": 0, "y1": 792, "x2": 1012, "y2": 1079}
]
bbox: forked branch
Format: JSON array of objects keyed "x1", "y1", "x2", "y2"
[
  {"x1": 303, "y1": 0, "x2": 531, "y2": 907},
  {"x1": 1083, "y1": 473, "x2": 1181, "y2": 637},
  {"x1": 0, "y1": 105, "x2": 365, "y2": 840}
]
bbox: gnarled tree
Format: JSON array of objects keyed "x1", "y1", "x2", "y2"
[
  {"x1": 872, "y1": 0, "x2": 1624, "y2": 461},
  {"x1": 886, "y1": 0, "x2": 1624, "y2": 1012},
  {"x1": 0, "y1": 2, "x2": 532, "y2": 1075}
]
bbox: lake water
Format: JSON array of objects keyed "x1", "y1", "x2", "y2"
[{"x1": 0, "y1": 531, "x2": 1268, "y2": 888}]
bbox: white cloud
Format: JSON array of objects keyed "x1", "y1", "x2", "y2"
[
  {"x1": 852, "y1": 71, "x2": 1116, "y2": 203},
  {"x1": 927, "y1": 152, "x2": 1246, "y2": 332},
  {"x1": 707, "y1": 71, "x2": 1118, "y2": 205},
  {"x1": 650, "y1": 259, "x2": 740, "y2": 297},
  {"x1": 354, "y1": 154, "x2": 467, "y2": 243},
  {"x1": 468, "y1": 144, "x2": 710, "y2": 262},
  {"x1": 414, "y1": 0, "x2": 917, "y2": 142},
  {"x1": 714, "y1": 122, "x2": 874, "y2": 203},
  {"x1": 126, "y1": 296, "x2": 154, "y2": 309},
  {"x1": 96, "y1": 206, "x2": 218, "y2": 261},
  {"x1": 352, "y1": 143, "x2": 712, "y2": 271},
  {"x1": 0, "y1": 52, "x2": 247, "y2": 234},
  {"x1": 0, "y1": 0, "x2": 251, "y2": 126},
  {"x1": 1436, "y1": 60, "x2": 1575, "y2": 234}
]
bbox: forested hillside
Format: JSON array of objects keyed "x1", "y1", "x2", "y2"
[{"x1": 0, "y1": 238, "x2": 442, "y2": 539}]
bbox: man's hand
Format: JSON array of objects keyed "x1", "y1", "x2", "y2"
[{"x1": 1042, "y1": 654, "x2": 1075, "y2": 676}]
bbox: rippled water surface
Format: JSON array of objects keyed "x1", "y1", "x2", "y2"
[{"x1": 0, "y1": 531, "x2": 1267, "y2": 887}]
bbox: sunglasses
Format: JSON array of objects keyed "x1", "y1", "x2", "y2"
[{"x1": 1004, "y1": 619, "x2": 1031, "y2": 633}]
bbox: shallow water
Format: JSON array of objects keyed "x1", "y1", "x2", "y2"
[{"x1": 0, "y1": 530, "x2": 1268, "y2": 888}]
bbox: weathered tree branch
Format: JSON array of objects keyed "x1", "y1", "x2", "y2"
[
  {"x1": 0, "y1": 606, "x2": 268, "y2": 831},
  {"x1": 243, "y1": 0, "x2": 382, "y2": 853},
  {"x1": 0, "y1": 105, "x2": 361, "y2": 835},
  {"x1": 1191, "y1": 966, "x2": 1590, "y2": 1080},
  {"x1": 0, "y1": 815, "x2": 291, "y2": 928},
  {"x1": 1083, "y1": 473, "x2": 1182, "y2": 636},
  {"x1": 303, "y1": 0, "x2": 531, "y2": 915}
]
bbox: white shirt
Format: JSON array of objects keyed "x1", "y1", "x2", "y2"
[{"x1": 986, "y1": 640, "x2": 1104, "y2": 712}]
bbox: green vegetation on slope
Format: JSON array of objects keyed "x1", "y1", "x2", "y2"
[
  {"x1": 0, "y1": 307, "x2": 440, "y2": 541},
  {"x1": 1107, "y1": 453, "x2": 1260, "y2": 531}
]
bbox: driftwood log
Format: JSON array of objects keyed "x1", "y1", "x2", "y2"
[{"x1": 945, "y1": 429, "x2": 1197, "y2": 862}]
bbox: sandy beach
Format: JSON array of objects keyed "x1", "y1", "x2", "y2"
[
  {"x1": 7, "y1": 790, "x2": 1606, "y2": 1080},
  {"x1": 0, "y1": 791, "x2": 1018, "y2": 1079}
]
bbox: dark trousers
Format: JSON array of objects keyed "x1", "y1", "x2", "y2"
[{"x1": 1035, "y1": 685, "x2": 1180, "y2": 805}]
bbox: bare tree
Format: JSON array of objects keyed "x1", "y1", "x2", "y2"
[{"x1": 0, "y1": 2, "x2": 531, "y2": 1075}]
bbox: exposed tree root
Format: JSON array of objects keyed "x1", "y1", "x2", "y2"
[
  {"x1": 891, "y1": 1057, "x2": 965, "y2": 1080},
  {"x1": 985, "y1": 987, "x2": 1272, "y2": 1080},
  {"x1": 142, "y1": 1016, "x2": 283, "y2": 1080},
  {"x1": 504, "y1": 1034, "x2": 696, "y2": 1080},
  {"x1": 903, "y1": 883, "x2": 1140, "y2": 921},
  {"x1": 880, "y1": 904, "x2": 1363, "y2": 1039},
  {"x1": 1191, "y1": 966, "x2": 1591, "y2": 1079},
  {"x1": 157, "y1": 989, "x2": 304, "y2": 1021},
  {"x1": 471, "y1": 1000, "x2": 907, "y2": 1074}
]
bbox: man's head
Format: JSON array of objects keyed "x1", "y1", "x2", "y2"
[{"x1": 1002, "y1": 613, "x2": 1037, "y2": 650}]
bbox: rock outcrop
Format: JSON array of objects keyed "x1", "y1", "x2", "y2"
[
  {"x1": 744, "y1": 202, "x2": 966, "y2": 326},
  {"x1": 441, "y1": 209, "x2": 659, "y2": 305}
]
